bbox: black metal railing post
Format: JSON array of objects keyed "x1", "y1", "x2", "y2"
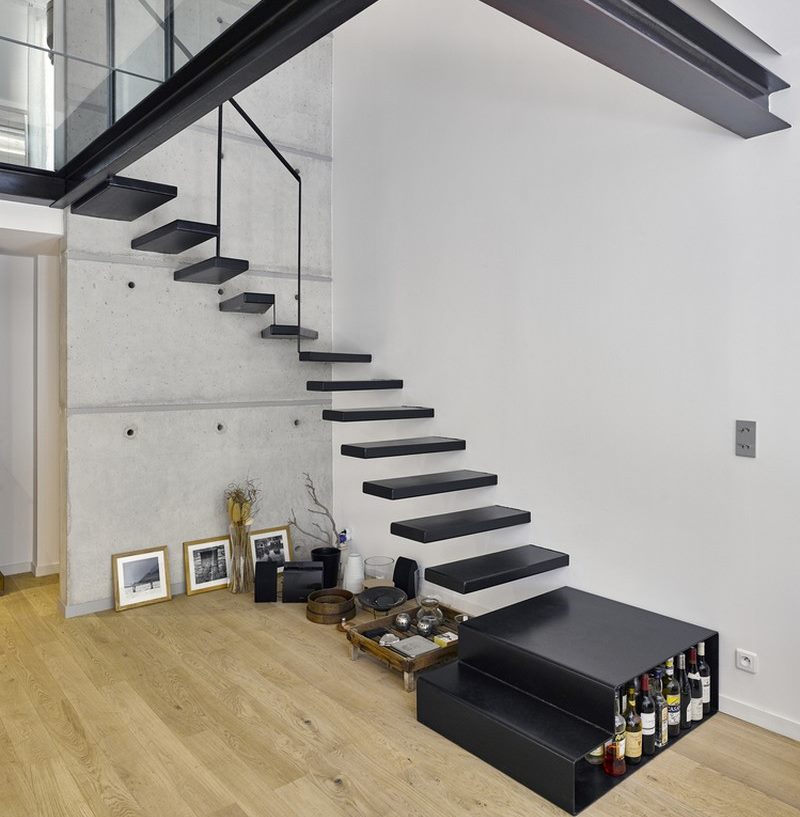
[
  {"x1": 163, "y1": 0, "x2": 175, "y2": 79},
  {"x1": 215, "y1": 104, "x2": 223, "y2": 257}
]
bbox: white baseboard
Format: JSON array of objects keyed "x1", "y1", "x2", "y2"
[
  {"x1": 33, "y1": 562, "x2": 59, "y2": 577},
  {"x1": 0, "y1": 561, "x2": 33, "y2": 576},
  {"x1": 61, "y1": 580, "x2": 186, "y2": 619},
  {"x1": 719, "y1": 694, "x2": 800, "y2": 741}
]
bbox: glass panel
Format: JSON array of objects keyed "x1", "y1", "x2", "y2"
[{"x1": 0, "y1": 0, "x2": 265, "y2": 172}]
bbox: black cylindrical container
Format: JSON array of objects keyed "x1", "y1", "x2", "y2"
[{"x1": 310, "y1": 547, "x2": 341, "y2": 589}]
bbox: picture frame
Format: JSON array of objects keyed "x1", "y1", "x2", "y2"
[
  {"x1": 183, "y1": 535, "x2": 232, "y2": 596},
  {"x1": 249, "y1": 525, "x2": 293, "y2": 573},
  {"x1": 112, "y1": 546, "x2": 172, "y2": 612}
]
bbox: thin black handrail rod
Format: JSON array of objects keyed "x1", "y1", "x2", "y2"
[{"x1": 215, "y1": 105, "x2": 223, "y2": 256}]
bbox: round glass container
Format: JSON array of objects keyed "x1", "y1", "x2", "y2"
[{"x1": 417, "y1": 596, "x2": 444, "y2": 625}]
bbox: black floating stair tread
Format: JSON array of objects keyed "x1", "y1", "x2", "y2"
[
  {"x1": 131, "y1": 219, "x2": 218, "y2": 253},
  {"x1": 419, "y1": 662, "x2": 608, "y2": 762},
  {"x1": 307, "y1": 379, "x2": 403, "y2": 392},
  {"x1": 219, "y1": 292, "x2": 275, "y2": 313},
  {"x1": 323, "y1": 406, "x2": 434, "y2": 422},
  {"x1": 261, "y1": 325, "x2": 319, "y2": 340},
  {"x1": 364, "y1": 470, "x2": 497, "y2": 500},
  {"x1": 71, "y1": 176, "x2": 177, "y2": 221},
  {"x1": 299, "y1": 351, "x2": 372, "y2": 363},
  {"x1": 466, "y1": 587, "x2": 717, "y2": 691},
  {"x1": 425, "y1": 544, "x2": 569, "y2": 593},
  {"x1": 342, "y1": 436, "x2": 466, "y2": 459},
  {"x1": 391, "y1": 505, "x2": 530, "y2": 544},
  {"x1": 175, "y1": 256, "x2": 249, "y2": 284}
]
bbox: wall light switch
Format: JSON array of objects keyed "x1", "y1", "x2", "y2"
[{"x1": 736, "y1": 420, "x2": 756, "y2": 458}]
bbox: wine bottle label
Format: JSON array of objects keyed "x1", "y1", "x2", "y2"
[
  {"x1": 666, "y1": 693, "x2": 680, "y2": 725},
  {"x1": 688, "y1": 670, "x2": 700, "y2": 681},
  {"x1": 702, "y1": 676, "x2": 711, "y2": 704},
  {"x1": 659, "y1": 705, "x2": 669, "y2": 743},
  {"x1": 625, "y1": 730, "x2": 642, "y2": 758},
  {"x1": 616, "y1": 737, "x2": 625, "y2": 760},
  {"x1": 641, "y1": 712, "x2": 655, "y2": 736},
  {"x1": 691, "y1": 697, "x2": 703, "y2": 721},
  {"x1": 686, "y1": 701, "x2": 692, "y2": 722}
]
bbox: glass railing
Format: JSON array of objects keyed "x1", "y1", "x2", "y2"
[{"x1": 0, "y1": 0, "x2": 258, "y2": 172}]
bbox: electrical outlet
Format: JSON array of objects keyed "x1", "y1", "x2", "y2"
[
  {"x1": 736, "y1": 420, "x2": 756, "y2": 458},
  {"x1": 735, "y1": 648, "x2": 759, "y2": 674}
]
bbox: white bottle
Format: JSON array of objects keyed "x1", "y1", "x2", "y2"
[{"x1": 343, "y1": 552, "x2": 364, "y2": 593}]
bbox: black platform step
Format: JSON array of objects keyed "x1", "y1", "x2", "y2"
[
  {"x1": 299, "y1": 351, "x2": 372, "y2": 363},
  {"x1": 261, "y1": 325, "x2": 319, "y2": 340},
  {"x1": 219, "y1": 292, "x2": 274, "y2": 313},
  {"x1": 425, "y1": 544, "x2": 569, "y2": 593},
  {"x1": 71, "y1": 176, "x2": 177, "y2": 221},
  {"x1": 175, "y1": 256, "x2": 249, "y2": 284},
  {"x1": 342, "y1": 436, "x2": 466, "y2": 459},
  {"x1": 391, "y1": 505, "x2": 530, "y2": 543},
  {"x1": 364, "y1": 470, "x2": 496, "y2": 500},
  {"x1": 131, "y1": 220, "x2": 218, "y2": 253},
  {"x1": 323, "y1": 406, "x2": 434, "y2": 423},
  {"x1": 307, "y1": 379, "x2": 402, "y2": 392},
  {"x1": 417, "y1": 662, "x2": 609, "y2": 815}
]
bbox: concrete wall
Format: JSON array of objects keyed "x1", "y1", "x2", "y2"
[
  {"x1": 331, "y1": 0, "x2": 800, "y2": 739},
  {"x1": 62, "y1": 37, "x2": 334, "y2": 615}
]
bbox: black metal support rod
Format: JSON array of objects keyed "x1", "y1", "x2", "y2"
[
  {"x1": 215, "y1": 104, "x2": 223, "y2": 256},
  {"x1": 297, "y1": 175, "x2": 302, "y2": 353},
  {"x1": 228, "y1": 99, "x2": 301, "y2": 183},
  {"x1": 106, "y1": 0, "x2": 116, "y2": 127},
  {"x1": 163, "y1": 0, "x2": 175, "y2": 79}
]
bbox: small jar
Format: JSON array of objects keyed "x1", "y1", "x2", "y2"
[
  {"x1": 416, "y1": 615, "x2": 438, "y2": 637},
  {"x1": 417, "y1": 596, "x2": 444, "y2": 625}
]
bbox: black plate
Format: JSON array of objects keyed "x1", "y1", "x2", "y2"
[{"x1": 358, "y1": 586, "x2": 408, "y2": 612}]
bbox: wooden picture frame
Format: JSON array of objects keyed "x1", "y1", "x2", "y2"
[
  {"x1": 183, "y1": 535, "x2": 232, "y2": 596},
  {"x1": 112, "y1": 546, "x2": 172, "y2": 612},
  {"x1": 249, "y1": 525, "x2": 293, "y2": 573}
]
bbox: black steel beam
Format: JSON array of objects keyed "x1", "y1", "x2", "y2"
[
  {"x1": 0, "y1": 164, "x2": 66, "y2": 204},
  {"x1": 478, "y1": 0, "x2": 790, "y2": 138},
  {"x1": 54, "y1": 0, "x2": 379, "y2": 208}
]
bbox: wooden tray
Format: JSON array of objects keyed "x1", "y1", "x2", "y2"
[{"x1": 345, "y1": 603, "x2": 464, "y2": 692}]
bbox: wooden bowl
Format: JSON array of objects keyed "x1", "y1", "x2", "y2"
[{"x1": 306, "y1": 588, "x2": 355, "y2": 619}]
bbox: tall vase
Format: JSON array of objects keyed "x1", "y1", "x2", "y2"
[{"x1": 229, "y1": 522, "x2": 253, "y2": 593}]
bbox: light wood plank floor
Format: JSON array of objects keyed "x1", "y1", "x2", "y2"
[{"x1": 1, "y1": 574, "x2": 798, "y2": 817}]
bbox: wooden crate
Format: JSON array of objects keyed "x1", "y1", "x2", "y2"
[{"x1": 345, "y1": 603, "x2": 463, "y2": 692}]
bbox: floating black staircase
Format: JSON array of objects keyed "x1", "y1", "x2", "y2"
[
  {"x1": 364, "y1": 469, "x2": 497, "y2": 500},
  {"x1": 307, "y1": 379, "x2": 402, "y2": 392},
  {"x1": 131, "y1": 220, "x2": 218, "y2": 253},
  {"x1": 175, "y1": 256, "x2": 249, "y2": 284},
  {"x1": 425, "y1": 544, "x2": 568, "y2": 593},
  {"x1": 323, "y1": 406, "x2": 434, "y2": 422},
  {"x1": 71, "y1": 176, "x2": 177, "y2": 221},
  {"x1": 219, "y1": 292, "x2": 275, "y2": 313},
  {"x1": 261, "y1": 325, "x2": 319, "y2": 340},
  {"x1": 418, "y1": 587, "x2": 719, "y2": 814},
  {"x1": 391, "y1": 504, "x2": 530, "y2": 543},
  {"x1": 342, "y1": 436, "x2": 466, "y2": 459},
  {"x1": 299, "y1": 351, "x2": 373, "y2": 363}
]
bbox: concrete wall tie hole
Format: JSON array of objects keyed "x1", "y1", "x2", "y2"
[
  {"x1": 293, "y1": 419, "x2": 300, "y2": 426},
  {"x1": 218, "y1": 288, "x2": 224, "y2": 296},
  {"x1": 127, "y1": 281, "x2": 136, "y2": 289},
  {"x1": 124, "y1": 426, "x2": 137, "y2": 439},
  {"x1": 216, "y1": 422, "x2": 226, "y2": 433}
]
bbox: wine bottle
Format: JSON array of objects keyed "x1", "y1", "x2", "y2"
[
  {"x1": 633, "y1": 674, "x2": 642, "y2": 712},
  {"x1": 652, "y1": 667, "x2": 669, "y2": 749},
  {"x1": 664, "y1": 656, "x2": 675, "y2": 679},
  {"x1": 624, "y1": 685, "x2": 642, "y2": 765},
  {"x1": 688, "y1": 647, "x2": 704, "y2": 723},
  {"x1": 697, "y1": 641, "x2": 712, "y2": 715},
  {"x1": 604, "y1": 691, "x2": 626, "y2": 777},
  {"x1": 677, "y1": 653, "x2": 692, "y2": 730},
  {"x1": 664, "y1": 658, "x2": 681, "y2": 738},
  {"x1": 585, "y1": 744, "x2": 604, "y2": 765},
  {"x1": 640, "y1": 674, "x2": 656, "y2": 756}
]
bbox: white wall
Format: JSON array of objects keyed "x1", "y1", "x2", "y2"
[
  {"x1": 0, "y1": 254, "x2": 35, "y2": 574},
  {"x1": 332, "y1": 0, "x2": 800, "y2": 739}
]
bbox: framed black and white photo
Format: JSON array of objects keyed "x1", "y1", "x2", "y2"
[
  {"x1": 249, "y1": 525, "x2": 293, "y2": 573},
  {"x1": 112, "y1": 546, "x2": 172, "y2": 611},
  {"x1": 183, "y1": 535, "x2": 231, "y2": 596}
]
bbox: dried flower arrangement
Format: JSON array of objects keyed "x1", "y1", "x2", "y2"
[{"x1": 225, "y1": 479, "x2": 260, "y2": 593}]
